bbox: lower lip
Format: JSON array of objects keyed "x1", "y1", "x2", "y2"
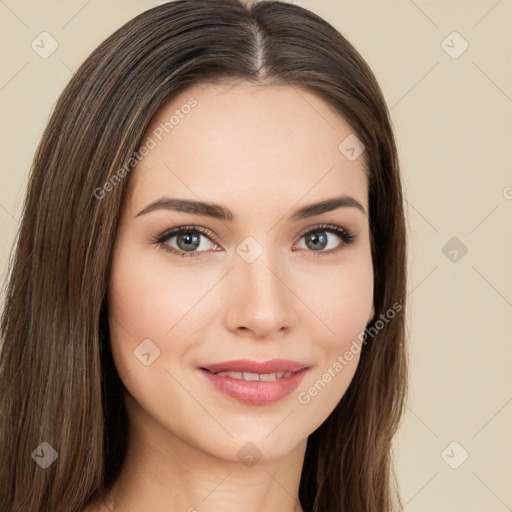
[{"x1": 199, "y1": 368, "x2": 310, "y2": 405}]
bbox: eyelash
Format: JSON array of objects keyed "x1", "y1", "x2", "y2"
[{"x1": 152, "y1": 223, "x2": 357, "y2": 259}]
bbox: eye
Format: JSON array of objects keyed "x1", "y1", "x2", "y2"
[
  {"x1": 152, "y1": 223, "x2": 357, "y2": 259},
  {"x1": 293, "y1": 223, "x2": 356, "y2": 256},
  {"x1": 153, "y1": 225, "x2": 220, "y2": 258}
]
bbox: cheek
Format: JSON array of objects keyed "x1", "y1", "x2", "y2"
[
  {"x1": 293, "y1": 252, "x2": 372, "y2": 414},
  {"x1": 297, "y1": 252, "x2": 374, "y2": 348},
  {"x1": 106, "y1": 245, "x2": 201, "y2": 382},
  {"x1": 108, "y1": 248, "x2": 204, "y2": 342},
  {"x1": 328, "y1": 266, "x2": 373, "y2": 342}
]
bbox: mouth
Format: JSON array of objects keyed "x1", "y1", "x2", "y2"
[
  {"x1": 200, "y1": 358, "x2": 308, "y2": 375},
  {"x1": 203, "y1": 370, "x2": 295, "y2": 381},
  {"x1": 198, "y1": 359, "x2": 310, "y2": 405}
]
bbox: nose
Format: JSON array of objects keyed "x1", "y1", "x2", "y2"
[{"x1": 223, "y1": 249, "x2": 296, "y2": 340}]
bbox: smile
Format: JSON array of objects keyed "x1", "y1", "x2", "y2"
[
  {"x1": 210, "y1": 371, "x2": 293, "y2": 381},
  {"x1": 198, "y1": 359, "x2": 311, "y2": 405}
]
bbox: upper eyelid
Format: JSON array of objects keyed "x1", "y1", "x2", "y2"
[
  {"x1": 296, "y1": 223, "x2": 351, "y2": 238},
  {"x1": 157, "y1": 225, "x2": 220, "y2": 245}
]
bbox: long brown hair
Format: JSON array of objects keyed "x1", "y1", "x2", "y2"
[{"x1": 0, "y1": 1, "x2": 407, "y2": 510}]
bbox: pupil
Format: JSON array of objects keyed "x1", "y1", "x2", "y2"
[
  {"x1": 307, "y1": 231, "x2": 327, "y2": 250},
  {"x1": 178, "y1": 232, "x2": 200, "y2": 251}
]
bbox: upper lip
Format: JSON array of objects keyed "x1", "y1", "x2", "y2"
[{"x1": 200, "y1": 359, "x2": 309, "y2": 374}]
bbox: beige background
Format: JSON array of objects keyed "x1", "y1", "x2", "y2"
[{"x1": 1, "y1": 0, "x2": 511, "y2": 510}]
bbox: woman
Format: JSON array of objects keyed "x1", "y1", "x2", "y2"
[{"x1": 0, "y1": 1, "x2": 408, "y2": 511}]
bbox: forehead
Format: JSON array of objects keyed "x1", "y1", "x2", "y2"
[{"x1": 124, "y1": 82, "x2": 368, "y2": 220}]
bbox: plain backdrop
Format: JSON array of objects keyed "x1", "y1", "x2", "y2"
[{"x1": 0, "y1": 1, "x2": 511, "y2": 511}]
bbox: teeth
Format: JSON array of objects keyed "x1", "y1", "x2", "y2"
[
  {"x1": 259, "y1": 373, "x2": 277, "y2": 381},
  {"x1": 243, "y1": 372, "x2": 260, "y2": 381},
  {"x1": 215, "y1": 371, "x2": 243, "y2": 379},
  {"x1": 215, "y1": 371, "x2": 293, "y2": 381}
]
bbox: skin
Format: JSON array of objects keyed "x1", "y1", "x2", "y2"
[{"x1": 94, "y1": 81, "x2": 374, "y2": 512}]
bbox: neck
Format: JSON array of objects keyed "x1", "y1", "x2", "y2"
[{"x1": 105, "y1": 393, "x2": 306, "y2": 512}]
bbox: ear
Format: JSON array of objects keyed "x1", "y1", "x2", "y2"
[{"x1": 368, "y1": 305, "x2": 375, "y2": 323}]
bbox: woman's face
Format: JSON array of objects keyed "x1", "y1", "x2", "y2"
[{"x1": 108, "y1": 81, "x2": 373, "y2": 464}]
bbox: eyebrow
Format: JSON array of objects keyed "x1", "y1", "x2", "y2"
[{"x1": 135, "y1": 195, "x2": 366, "y2": 221}]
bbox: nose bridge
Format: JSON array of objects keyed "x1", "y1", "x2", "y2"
[{"x1": 224, "y1": 237, "x2": 293, "y2": 335}]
